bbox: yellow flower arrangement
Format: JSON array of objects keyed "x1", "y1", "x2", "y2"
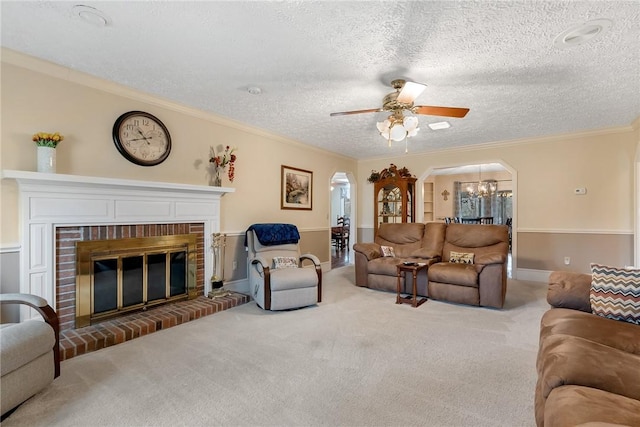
[{"x1": 32, "y1": 132, "x2": 64, "y2": 148}]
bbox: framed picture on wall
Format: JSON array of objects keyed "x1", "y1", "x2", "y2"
[{"x1": 281, "y1": 165, "x2": 313, "y2": 210}]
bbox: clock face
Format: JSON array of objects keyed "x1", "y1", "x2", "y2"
[{"x1": 112, "y1": 111, "x2": 171, "y2": 166}]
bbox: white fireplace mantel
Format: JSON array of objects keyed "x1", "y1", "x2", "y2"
[{"x1": 2, "y1": 170, "x2": 234, "y2": 319}]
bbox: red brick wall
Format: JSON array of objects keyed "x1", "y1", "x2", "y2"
[{"x1": 55, "y1": 223, "x2": 205, "y2": 331}]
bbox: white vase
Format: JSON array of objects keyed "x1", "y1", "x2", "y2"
[{"x1": 37, "y1": 146, "x2": 56, "y2": 173}]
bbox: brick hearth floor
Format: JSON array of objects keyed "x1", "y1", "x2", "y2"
[{"x1": 59, "y1": 293, "x2": 249, "y2": 361}]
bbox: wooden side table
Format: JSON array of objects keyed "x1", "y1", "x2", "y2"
[{"x1": 396, "y1": 262, "x2": 428, "y2": 307}]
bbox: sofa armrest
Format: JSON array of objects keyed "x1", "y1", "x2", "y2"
[
  {"x1": 353, "y1": 242, "x2": 381, "y2": 261},
  {"x1": 547, "y1": 271, "x2": 592, "y2": 312},
  {"x1": 250, "y1": 257, "x2": 270, "y2": 275},
  {"x1": 0, "y1": 293, "x2": 60, "y2": 378},
  {"x1": 300, "y1": 253, "x2": 321, "y2": 267},
  {"x1": 474, "y1": 252, "x2": 507, "y2": 265}
]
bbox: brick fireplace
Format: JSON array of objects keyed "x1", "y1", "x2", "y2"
[
  {"x1": 56, "y1": 223, "x2": 204, "y2": 331},
  {"x1": 3, "y1": 170, "x2": 234, "y2": 325}
]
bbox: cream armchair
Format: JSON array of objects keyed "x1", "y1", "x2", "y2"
[
  {"x1": 1, "y1": 293, "x2": 60, "y2": 417},
  {"x1": 246, "y1": 223, "x2": 322, "y2": 310}
]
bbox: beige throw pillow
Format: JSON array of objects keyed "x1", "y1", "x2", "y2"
[
  {"x1": 380, "y1": 246, "x2": 396, "y2": 257},
  {"x1": 273, "y1": 256, "x2": 299, "y2": 269},
  {"x1": 450, "y1": 251, "x2": 474, "y2": 264}
]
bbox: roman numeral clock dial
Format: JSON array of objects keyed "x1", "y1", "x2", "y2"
[{"x1": 113, "y1": 111, "x2": 172, "y2": 166}]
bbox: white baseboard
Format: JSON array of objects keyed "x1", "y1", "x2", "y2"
[
  {"x1": 224, "y1": 278, "x2": 250, "y2": 295},
  {"x1": 515, "y1": 268, "x2": 552, "y2": 283}
]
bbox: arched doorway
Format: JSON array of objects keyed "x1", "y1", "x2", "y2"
[{"x1": 330, "y1": 172, "x2": 355, "y2": 268}]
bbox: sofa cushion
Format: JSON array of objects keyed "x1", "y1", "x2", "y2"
[
  {"x1": 1, "y1": 321, "x2": 55, "y2": 376},
  {"x1": 590, "y1": 263, "x2": 640, "y2": 325},
  {"x1": 375, "y1": 223, "x2": 425, "y2": 258},
  {"x1": 443, "y1": 223, "x2": 509, "y2": 248},
  {"x1": 428, "y1": 262, "x2": 478, "y2": 287},
  {"x1": 537, "y1": 334, "x2": 640, "y2": 405},
  {"x1": 368, "y1": 257, "x2": 402, "y2": 276},
  {"x1": 419, "y1": 222, "x2": 447, "y2": 258},
  {"x1": 543, "y1": 385, "x2": 640, "y2": 427},
  {"x1": 548, "y1": 271, "x2": 593, "y2": 313},
  {"x1": 539, "y1": 308, "x2": 640, "y2": 361},
  {"x1": 376, "y1": 223, "x2": 424, "y2": 244},
  {"x1": 441, "y1": 224, "x2": 509, "y2": 262},
  {"x1": 270, "y1": 267, "x2": 318, "y2": 291},
  {"x1": 410, "y1": 246, "x2": 440, "y2": 259}
]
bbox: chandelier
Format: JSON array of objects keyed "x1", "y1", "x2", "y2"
[
  {"x1": 466, "y1": 165, "x2": 497, "y2": 198},
  {"x1": 376, "y1": 110, "x2": 420, "y2": 150}
]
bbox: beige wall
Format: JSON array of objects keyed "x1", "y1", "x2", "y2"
[
  {"x1": 357, "y1": 125, "x2": 639, "y2": 275},
  {"x1": 2, "y1": 49, "x2": 639, "y2": 279},
  {"x1": 0, "y1": 50, "x2": 357, "y2": 273}
]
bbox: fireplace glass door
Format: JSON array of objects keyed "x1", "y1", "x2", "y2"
[{"x1": 76, "y1": 235, "x2": 196, "y2": 327}]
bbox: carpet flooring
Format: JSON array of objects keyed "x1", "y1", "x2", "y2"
[{"x1": 2, "y1": 266, "x2": 548, "y2": 427}]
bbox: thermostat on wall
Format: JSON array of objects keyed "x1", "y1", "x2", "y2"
[{"x1": 574, "y1": 187, "x2": 587, "y2": 195}]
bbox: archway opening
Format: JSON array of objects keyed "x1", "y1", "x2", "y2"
[
  {"x1": 420, "y1": 162, "x2": 516, "y2": 277},
  {"x1": 330, "y1": 172, "x2": 353, "y2": 268}
]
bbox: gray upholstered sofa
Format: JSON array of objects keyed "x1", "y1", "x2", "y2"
[
  {"x1": 535, "y1": 271, "x2": 640, "y2": 427},
  {"x1": 353, "y1": 222, "x2": 510, "y2": 308},
  {"x1": 1, "y1": 293, "x2": 60, "y2": 417}
]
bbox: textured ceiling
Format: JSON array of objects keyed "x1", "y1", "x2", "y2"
[{"x1": 1, "y1": 1, "x2": 639, "y2": 160}]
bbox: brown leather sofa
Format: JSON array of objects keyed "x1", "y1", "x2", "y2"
[
  {"x1": 428, "y1": 223, "x2": 509, "y2": 308},
  {"x1": 353, "y1": 222, "x2": 446, "y2": 296},
  {"x1": 535, "y1": 271, "x2": 640, "y2": 427},
  {"x1": 353, "y1": 222, "x2": 509, "y2": 308}
]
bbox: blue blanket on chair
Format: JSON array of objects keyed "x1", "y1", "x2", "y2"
[{"x1": 245, "y1": 223, "x2": 300, "y2": 246}]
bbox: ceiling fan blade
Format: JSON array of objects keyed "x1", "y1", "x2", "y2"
[
  {"x1": 396, "y1": 81, "x2": 426, "y2": 104},
  {"x1": 330, "y1": 108, "x2": 383, "y2": 117},
  {"x1": 414, "y1": 105, "x2": 470, "y2": 118}
]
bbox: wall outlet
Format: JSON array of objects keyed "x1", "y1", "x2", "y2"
[
  {"x1": 574, "y1": 187, "x2": 587, "y2": 195},
  {"x1": 232, "y1": 260, "x2": 237, "y2": 270},
  {"x1": 564, "y1": 257, "x2": 571, "y2": 265}
]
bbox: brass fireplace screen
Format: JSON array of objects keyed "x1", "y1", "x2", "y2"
[{"x1": 76, "y1": 234, "x2": 197, "y2": 328}]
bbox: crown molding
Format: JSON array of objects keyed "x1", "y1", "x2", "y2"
[{"x1": 1, "y1": 48, "x2": 355, "y2": 162}]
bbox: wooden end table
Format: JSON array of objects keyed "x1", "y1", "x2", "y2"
[{"x1": 396, "y1": 262, "x2": 428, "y2": 307}]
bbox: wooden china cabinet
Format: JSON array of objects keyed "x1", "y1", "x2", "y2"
[{"x1": 374, "y1": 175, "x2": 417, "y2": 235}]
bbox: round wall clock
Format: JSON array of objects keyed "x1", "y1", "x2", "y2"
[{"x1": 112, "y1": 111, "x2": 171, "y2": 166}]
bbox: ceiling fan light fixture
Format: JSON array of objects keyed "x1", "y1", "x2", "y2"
[
  {"x1": 403, "y1": 116, "x2": 418, "y2": 131},
  {"x1": 390, "y1": 124, "x2": 408, "y2": 142},
  {"x1": 377, "y1": 113, "x2": 420, "y2": 144},
  {"x1": 376, "y1": 120, "x2": 390, "y2": 133},
  {"x1": 407, "y1": 126, "x2": 420, "y2": 138}
]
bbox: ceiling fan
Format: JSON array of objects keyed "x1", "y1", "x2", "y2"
[
  {"x1": 330, "y1": 79, "x2": 469, "y2": 145},
  {"x1": 329, "y1": 79, "x2": 470, "y2": 119}
]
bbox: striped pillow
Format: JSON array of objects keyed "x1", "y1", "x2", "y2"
[{"x1": 590, "y1": 263, "x2": 640, "y2": 325}]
